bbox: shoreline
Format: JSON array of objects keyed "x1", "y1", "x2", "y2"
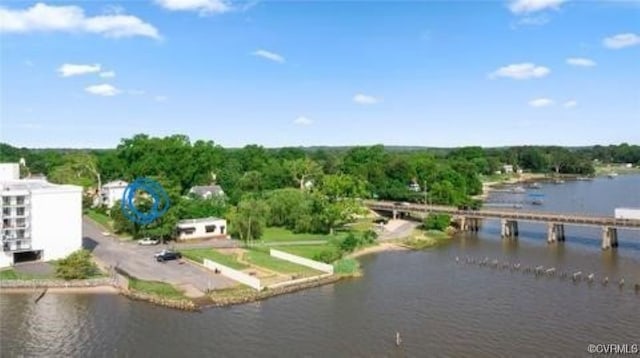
[
  {"x1": 0, "y1": 285, "x2": 119, "y2": 294},
  {"x1": 347, "y1": 242, "x2": 408, "y2": 259}
]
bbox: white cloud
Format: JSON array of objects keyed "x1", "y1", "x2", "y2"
[
  {"x1": 293, "y1": 116, "x2": 313, "y2": 126},
  {"x1": 509, "y1": 0, "x2": 566, "y2": 14},
  {"x1": 154, "y1": 95, "x2": 168, "y2": 102},
  {"x1": 85, "y1": 84, "x2": 120, "y2": 96},
  {"x1": 353, "y1": 93, "x2": 380, "y2": 105},
  {"x1": 528, "y1": 98, "x2": 554, "y2": 107},
  {"x1": 155, "y1": 0, "x2": 230, "y2": 15},
  {"x1": 99, "y1": 70, "x2": 116, "y2": 78},
  {"x1": 0, "y1": 3, "x2": 160, "y2": 39},
  {"x1": 563, "y1": 100, "x2": 577, "y2": 108},
  {"x1": 252, "y1": 49, "x2": 285, "y2": 63},
  {"x1": 603, "y1": 33, "x2": 640, "y2": 49},
  {"x1": 489, "y1": 63, "x2": 550, "y2": 80},
  {"x1": 566, "y1": 57, "x2": 596, "y2": 67},
  {"x1": 58, "y1": 63, "x2": 101, "y2": 77}
]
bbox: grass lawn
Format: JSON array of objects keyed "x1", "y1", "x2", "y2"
[
  {"x1": 343, "y1": 219, "x2": 375, "y2": 233},
  {"x1": 277, "y1": 244, "x2": 334, "y2": 259},
  {"x1": 128, "y1": 277, "x2": 185, "y2": 300},
  {"x1": 181, "y1": 248, "x2": 248, "y2": 270},
  {"x1": 85, "y1": 210, "x2": 113, "y2": 230},
  {"x1": 245, "y1": 250, "x2": 319, "y2": 275},
  {"x1": 261, "y1": 227, "x2": 345, "y2": 243},
  {"x1": 0, "y1": 268, "x2": 54, "y2": 280}
]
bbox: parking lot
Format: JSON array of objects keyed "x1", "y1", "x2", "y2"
[{"x1": 83, "y1": 219, "x2": 236, "y2": 295}]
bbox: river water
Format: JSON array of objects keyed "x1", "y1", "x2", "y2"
[{"x1": 2, "y1": 175, "x2": 639, "y2": 357}]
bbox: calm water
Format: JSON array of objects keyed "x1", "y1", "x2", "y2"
[{"x1": 2, "y1": 175, "x2": 639, "y2": 357}]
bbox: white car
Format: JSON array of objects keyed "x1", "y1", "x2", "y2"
[{"x1": 138, "y1": 238, "x2": 160, "y2": 246}]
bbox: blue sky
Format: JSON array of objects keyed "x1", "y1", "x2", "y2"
[{"x1": 1, "y1": 0, "x2": 639, "y2": 148}]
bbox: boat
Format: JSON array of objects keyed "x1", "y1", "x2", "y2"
[
  {"x1": 511, "y1": 186, "x2": 526, "y2": 193},
  {"x1": 576, "y1": 176, "x2": 592, "y2": 181},
  {"x1": 553, "y1": 179, "x2": 565, "y2": 184},
  {"x1": 607, "y1": 172, "x2": 618, "y2": 178},
  {"x1": 531, "y1": 199, "x2": 544, "y2": 205}
]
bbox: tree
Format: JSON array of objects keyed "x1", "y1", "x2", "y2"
[
  {"x1": 227, "y1": 198, "x2": 269, "y2": 245},
  {"x1": 49, "y1": 152, "x2": 102, "y2": 196},
  {"x1": 423, "y1": 214, "x2": 451, "y2": 231},
  {"x1": 285, "y1": 158, "x2": 322, "y2": 190}
]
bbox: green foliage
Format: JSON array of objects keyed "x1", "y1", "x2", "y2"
[
  {"x1": 333, "y1": 258, "x2": 360, "y2": 275},
  {"x1": 128, "y1": 277, "x2": 185, "y2": 299},
  {"x1": 312, "y1": 247, "x2": 343, "y2": 263},
  {"x1": 423, "y1": 213, "x2": 451, "y2": 231},
  {"x1": 339, "y1": 232, "x2": 359, "y2": 253},
  {"x1": 55, "y1": 250, "x2": 99, "y2": 280},
  {"x1": 227, "y1": 198, "x2": 270, "y2": 244}
]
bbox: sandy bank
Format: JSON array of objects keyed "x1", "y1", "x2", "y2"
[{"x1": 347, "y1": 242, "x2": 408, "y2": 259}]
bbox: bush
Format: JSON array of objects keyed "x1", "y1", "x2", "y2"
[
  {"x1": 362, "y1": 230, "x2": 377, "y2": 244},
  {"x1": 339, "y1": 233, "x2": 359, "y2": 253},
  {"x1": 55, "y1": 250, "x2": 99, "y2": 280},
  {"x1": 312, "y1": 247, "x2": 343, "y2": 263},
  {"x1": 333, "y1": 258, "x2": 360, "y2": 275},
  {"x1": 423, "y1": 213, "x2": 451, "y2": 231}
]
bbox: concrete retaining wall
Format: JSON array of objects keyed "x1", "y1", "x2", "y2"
[
  {"x1": 203, "y1": 259, "x2": 262, "y2": 290},
  {"x1": 270, "y1": 249, "x2": 334, "y2": 273},
  {"x1": 267, "y1": 273, "x2": 333, "y2": 289}
]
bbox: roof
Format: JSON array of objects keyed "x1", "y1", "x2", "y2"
[
  {"x1": 103, "y1": 180, "x2": 128, "y2": 188},
  {"x1": 189, "y1": 185, "x2": 224, "y2": 196},
  {"x1": 177, "y1": 217, "x2": 225, "y2": 226},
  {"x1": 0, "y1": 179, "x2": 82, "y2": 194}
]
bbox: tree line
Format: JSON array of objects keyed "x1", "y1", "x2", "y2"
[{"x1": 1, "y1": 136, "x2": 637, "y2": 241}]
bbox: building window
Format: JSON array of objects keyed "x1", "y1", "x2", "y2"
[
  {"x1": 205, "y1": 225, "x2": 217, "y2": 233},
  {"x1": 16, "y1": 208, "x2": 25, "y2": 216},
  {"x1": 2, "y1": 208, "x2": 10, "y2": 216},
  {"x1": 220, "y1": 225, "x2": 226, "y2": 234},
  {"x1": 178, "y1": 227, "x2": 196, "y2": 235},
  {"x1": 2, "y1": 197, "x2": 9, "y2": 206},
  {"x1": 16, "y1": 197, "x2": 25, "y2": 205}
]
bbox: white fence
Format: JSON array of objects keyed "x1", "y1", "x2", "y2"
[
  {"x1": 270, "y1": 249, "x2": 334, "y2": 274},
  {"x1": 203, "y1": 259, "x2": 262, "y2": 291}
]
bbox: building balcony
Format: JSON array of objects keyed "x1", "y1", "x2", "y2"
[{"x1": 2, "y1": 239, "x2": 32, "y2": 252}]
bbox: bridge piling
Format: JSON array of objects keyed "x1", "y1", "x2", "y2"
[
  {"x1": 547, "y1": 223, "x2": 565, "y2": 243},
  {"x1": 501, "y1": 219, "x2": 518, "y2": 239},
  {"x1": 601, "y1": 227, "x2": 618, "y2": 250}
]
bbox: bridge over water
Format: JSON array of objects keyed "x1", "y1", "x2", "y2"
[{"x1": 365, "y1": 201, "x2": 640, "y2": 250}]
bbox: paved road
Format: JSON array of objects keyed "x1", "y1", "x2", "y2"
[{"x1": 82, "y1": 218, "x2": 235, "y2": 293}]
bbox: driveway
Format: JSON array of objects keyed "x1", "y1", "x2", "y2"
[{"x1": 82, "y1": 218, "x2": 236, "y2": 293}]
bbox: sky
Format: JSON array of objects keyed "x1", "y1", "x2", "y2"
[{"x1": 0, "y1": 0, "x2": 639, "y2": 148}]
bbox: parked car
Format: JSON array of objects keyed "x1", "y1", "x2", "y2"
[
  {"x1": 155, "y1": 249, "x2": 182, "y2": 262},
  {"x1": 138, "y1": 237, "x2": 160, "y2": 246}
]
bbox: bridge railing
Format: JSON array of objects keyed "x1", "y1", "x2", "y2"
[{"x1": 365, "y1": 201, "x2": 640, "y2": 228}]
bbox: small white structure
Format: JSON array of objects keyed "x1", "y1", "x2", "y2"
[
  {"x1": 101, "y1": 180, "x2": 128, "y2": 208},
  {"x1": 176, "y1": 217, "x2": 227, "y2": 240},
  {"x1": 188, "y1": 185, "x2": 224, "y2": 199},
  {"x1": 502, "y1": 165, "x2": 514, "y2": 174},
  {"x1": 1, "y1": 165, "x2": 82, "y2": 268},
  {"x1": 615, "y1": 208, "x2": 640, "y2": 220},
  {"x1": 625, "y1": 163, "x2": 633, "y2": 168}
]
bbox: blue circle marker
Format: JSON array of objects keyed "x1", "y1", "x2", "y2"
[{"x1": 121, "y1": 178, "x2": 170, "y2": 225}]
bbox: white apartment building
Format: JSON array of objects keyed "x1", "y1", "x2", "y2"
[
  {"x1": 0, "y1": 163, "x2": 83, "y2": 268},
  {"x1": 101, "y1": 180, "x2": 128, "y2": 208}
]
